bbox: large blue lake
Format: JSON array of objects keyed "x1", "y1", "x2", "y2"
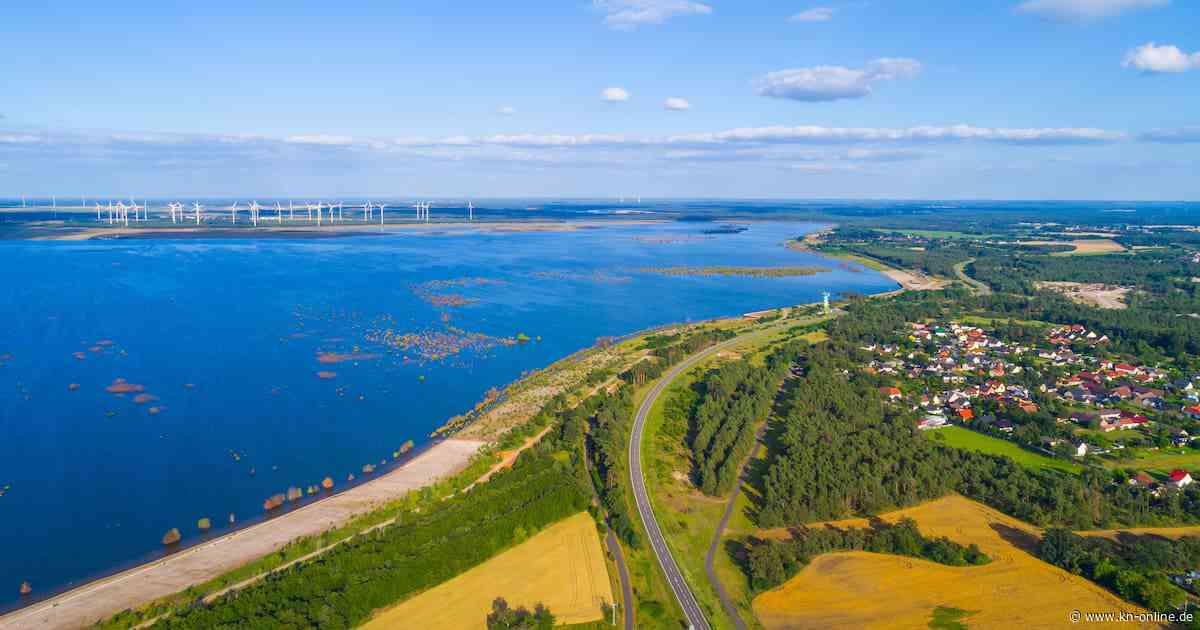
[{"x1": 0, "y1": 220, "x2": 895, "y2": 607}]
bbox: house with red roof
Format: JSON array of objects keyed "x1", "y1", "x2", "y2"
[{"x1": 1169, "y1": 469, "x2": 1194, "y2": 489}]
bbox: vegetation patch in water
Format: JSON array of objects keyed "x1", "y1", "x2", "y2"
[{"x1": 635, "y1": 265, "x2": 831, "y2": 278}]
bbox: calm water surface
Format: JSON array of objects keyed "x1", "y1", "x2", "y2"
[{"x1": 0, "y1": 220, "x2": 895, "y2": 607}]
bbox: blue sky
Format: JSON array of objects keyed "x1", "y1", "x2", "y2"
[{"x1": 1, "y1": 0, "x2": 1198, "y2": 199}]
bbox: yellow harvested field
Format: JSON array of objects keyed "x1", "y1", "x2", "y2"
[
  {"x1": 1064, "y1": 239, "x2": 1127, "y2": 255},
  {"x1": 1018, "y1": 239, "x2": 1127, "y2": 256},
  {"x1": 753, "y1": 495, "x2": 1160, "y2": 629},
  {"x1": 362, "y1": 512, "x2": 613, "y2": 629},
  {"x1": 1081, "y1": 526, "x2": 1200, "y2": 541}
]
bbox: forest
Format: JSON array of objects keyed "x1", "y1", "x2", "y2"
[
  {"x1": 688, "y1": 350, "x2": 794, "y2": 496},
  {"x1": 1038, "y1": 528, "x2": 1198, "y2": 615},
  {"x1": 570, "y1": 389, "x2": 642, "y2": 546}
]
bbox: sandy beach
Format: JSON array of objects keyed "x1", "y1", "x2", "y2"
[{"x1": 0, "y1": 438, "x2": 484, "y2": 630}]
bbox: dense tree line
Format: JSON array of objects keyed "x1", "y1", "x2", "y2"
[
  {"x1": 746, "y1": 517, "x2": 989, "y2": 592},
  {"x1": 1038, "y1": 529, "x2": 1194, "y2": 615},
  {"x1": 575, "y1": 389, "x2": 641, "y2": 546},
  {"x1": 689, "y1": 350, "x2": 793, "y2": 496},
  {"x1": 153, "y1": 439, "x2": 588, "y2": 629}
]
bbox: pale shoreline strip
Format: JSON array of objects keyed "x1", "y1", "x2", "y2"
[{"x1": 0, "y1": 438, "x2": 485, "y2": 630}]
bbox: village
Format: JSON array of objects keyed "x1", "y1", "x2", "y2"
[{"x1": 862, "y1": 318, "x2": 1200, "y2": 498}]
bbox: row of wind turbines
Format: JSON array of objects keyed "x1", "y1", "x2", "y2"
[{"x1": 91, "y1": 200, "x2": 477, "y2": 227}]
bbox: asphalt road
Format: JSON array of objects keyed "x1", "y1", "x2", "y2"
[
  {"x1": 605, "y1": 531, "x2": 636, "y2": 630},
  {"x1": 629, "y1": 335, "x2": 750, "y2": 630}
]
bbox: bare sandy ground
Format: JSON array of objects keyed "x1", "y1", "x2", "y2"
[
  {"x1": 0, "y1": 438, "x2": 483, "y2": 630},
  {"x1": 879, "y1": 267, "x2": 949, "y2": 292},
  {"x1": 1036, "y1": 281, "x2": 1130, "y2": 309},
  {"x1": 30, "y1": 219, "x2": 665, "y2": 241}
]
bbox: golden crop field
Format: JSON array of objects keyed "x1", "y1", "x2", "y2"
[
  {"x1": 362, "y1": 512, "x2": 613, "y2": 629},
  {"x1": 752, "y1": 495, "x2": 1161, "y2": 629},
  {"x1": 1062, "y1": 239, "x2": 1127, "y2": 255},
  {"x1": 1081, "y1": 526, "x2": 1200, "y2": 541}
]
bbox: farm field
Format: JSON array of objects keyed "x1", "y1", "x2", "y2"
[
  {"x1": 929, "y1": 426, "x2": 1082, "y2": 474},
  {"x1": 1017, "y1": 239, "x2": 1127, "y2": 256},
  {"x1": 752, "y1": 495, "x2": 1159, "y2": 629},
  {"x1": 361, "y1": 512, "x2": 613, "y2": 630}
]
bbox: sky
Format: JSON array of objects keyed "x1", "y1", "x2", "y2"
[{"x1": 1, "y1": 0, "x2": 1198, "y2": 200}]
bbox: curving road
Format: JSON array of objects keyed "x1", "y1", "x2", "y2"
[{"x1": 629, "y1": 335, "x2": 752, "y2": 630}]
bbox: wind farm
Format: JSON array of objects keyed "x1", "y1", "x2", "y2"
[{"x1": 0, "y1": 197, "x2": 527, "y2": 240}]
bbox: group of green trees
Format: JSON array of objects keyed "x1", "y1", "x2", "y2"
[
  {"x1": 570, "y1": 389, "x2": 642, "y2": 546},
  {"x1": 152, "y1": 432, "x2": 589, "y2": 628},
  {"x1": 620, "y1": 327, "x2": 735, "y2": 386},
  {"x1": 486, "y1": 598, "x2": 555, "y2": 629},
  {"x1": 1038, "y1": 529, "x2": 1197, "y2": 613},
  {"x1": 745, "y1": 517, "x2": 990, "y2": 592},
  {"x1": 689, "y1": 352, "x2": 793, "y2": 496}
]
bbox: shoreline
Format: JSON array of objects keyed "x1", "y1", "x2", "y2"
[
  {"x1": 0, "y1": 438, "x2": 484, "y2": 630},
  {"x1": 23, "y1": 219, "x2": 668, "y2": 241}
]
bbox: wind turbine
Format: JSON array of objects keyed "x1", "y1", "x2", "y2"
[
  {"x1": 230, "y1": 202, "x2": 239, "y2": 224},
  {"x1": 95, "y1": 203, "x2": 103, "y2": 222},
  {"x1": 275, "y1": 201, "x2": 283, "y2": 224},
  {"x1": 249, "y1": 201, "x2": 261, "y2": 227},
  {"x1": 193, "y1": 202, "x2": 204, "y2": 225},
  {"x1": 289, "y1": 200, "x2": 295, "y2": 221},
  {"x1": 337, "y1": 201, "x2": 344, "y2": 223},
  {"x1": 377, "y1": 202, "x2": 386, "y2": 226},
  {"x1": 468, "y1": 201, "x2": 474, "y2": 222},
  {"x1": 363, "y1": 200, "x2": 371, "y2": 222}
]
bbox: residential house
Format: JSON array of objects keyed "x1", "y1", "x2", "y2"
[{"x1": 1169, "y1": 469, "x2": 1194, "y2": 489}]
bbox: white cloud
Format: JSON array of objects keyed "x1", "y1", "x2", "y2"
[
  {"x1": 790, "y1": 7, "x2": 836, "y2": 22},
  {"x1": 602, "y1": 87, "x2": 631, "y2": 102},
  {"x1": 1140, "y1": 127, "x2": 1200, "y2": 143},
  {"x1": 1017, "y1": 0, "x2": 1168, "y2": 20},
  {"x1": 0, "y1": 134, "x2": 42, "y2": 144},
  {"x1": 284, "y1": 134, "x2": 359, "y2": 146},
  {"x1": 664, "y1": 97, "x2": 692, "y2": 111},
  {"x1": 593, "y1": 0, "x2": 712, "y2": 30},
  {"x1": 1123, "y1": 42, "x2": 1200, "y2": 73},
  {"x1": 665, "y1": 124, "x2": 1125, "y2": 146},
  {"x1": 756, "y1": 58, "x2": 922, "y2": 102},
  {"x1": 497, "y1": 106, "x2": 518, "y2": 116}
]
